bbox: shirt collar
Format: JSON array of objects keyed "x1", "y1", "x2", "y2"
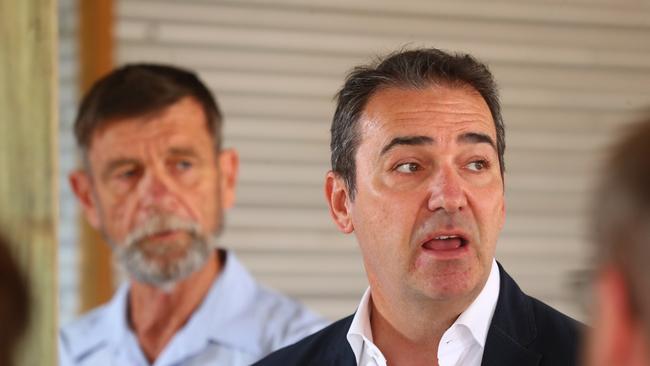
[
  {"x1": 451, "y1": 258, "x2": 500, "y2": 348},
  {"x1": 347, "y1": 288, "x2": 385, "y2": 364},
  {"x1": 345, "y1": 259, "x2": 500, "y2": 363}
]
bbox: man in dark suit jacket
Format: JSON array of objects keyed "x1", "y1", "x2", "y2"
[
  {"x1": 257, "y1": 265, "x2": 580, "y2": 366},
  {"x1": 256, "y1": 48, "x2": 582, "y2": 366}
]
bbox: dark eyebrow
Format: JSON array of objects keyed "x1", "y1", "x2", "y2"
[
  {"x1": 168, "y1": 147, "x2": 200, "y2": 157},
  {"x1": 457, "y1": 132, "x2": 497, "y2": 152},
  {"x1": 380, "y1": 136, "x2": 434, "y2": 156},
  {"x1": 100, "y1": 158, "x2": 140, "y2": 181}
]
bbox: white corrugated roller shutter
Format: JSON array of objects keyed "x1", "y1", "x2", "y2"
[{"x1": 115, "y1": 0, "x2": 650, "y2": 321}]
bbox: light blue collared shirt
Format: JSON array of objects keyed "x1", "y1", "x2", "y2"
[{"x1": 59, "y1": 250, "x2": 328, "y2": 366}]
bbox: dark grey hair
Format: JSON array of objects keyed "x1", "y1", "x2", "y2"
[{"x1": 331, "y1": 48, "x2": 505, "y2": 199}]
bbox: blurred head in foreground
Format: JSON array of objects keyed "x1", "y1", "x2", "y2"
[
  {"x1": 0, "y1": 233, "x2": 30, "y2": 366},
  {"x1": 587, "y1": 115, "x2": 650, "y2": 366}
]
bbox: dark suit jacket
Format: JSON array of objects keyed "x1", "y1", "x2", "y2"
[{"x1": 254, "y1": 264, "x2": 583, "y2": 366}]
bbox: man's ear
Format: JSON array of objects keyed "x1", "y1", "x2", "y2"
[
  {"x1": 69, "y1": 170, "x2": 101, "y2": 229},
  {"x1": 324, "y1": 171, "x2": 353, "y2": 233},
  {"x1": 591, "y1": 267, "x2": 640, "y2": 366},
  {"x1": 499, "y1": 196, "x2": 506, "y2": 230},
  {"x1": 218, "y1": 148, "x2": 239, "y2": 209},
  {"x1": 499, "y1": 173, "x2": 506, "y2": 230}
]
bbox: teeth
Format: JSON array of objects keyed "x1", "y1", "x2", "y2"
[{"x1": 435, "y1": 235, "x2": 459, "y2": 240}]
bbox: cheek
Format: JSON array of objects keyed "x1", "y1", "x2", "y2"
[
  {"x1": 99, "y1": 195, "x2": 136, "y2": 241},
  {"x1": 351, "y1": 192, "x2": 421, "y2": 262},
  {"x1": 185, "y1": 179, "x2": 222, "y2": 229},
  {"x1": 475, "y1": 189, "x2": 504, "y2": 230}
]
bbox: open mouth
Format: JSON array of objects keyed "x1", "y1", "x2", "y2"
[{"x1": 421, "y1": 234, "x2": 468, "y2": 251}]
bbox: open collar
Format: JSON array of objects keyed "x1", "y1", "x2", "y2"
[{"x1": 452, "y1": 258, "x2": 500, "y2": 349}]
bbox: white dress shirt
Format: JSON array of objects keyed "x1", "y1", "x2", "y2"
[{"x1": 347, "y1": 259, "x2": 500, "y2": 366}]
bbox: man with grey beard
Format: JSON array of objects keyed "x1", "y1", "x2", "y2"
[{"x1": 59, "y1": 64, "x2": 326, "y2": 366}]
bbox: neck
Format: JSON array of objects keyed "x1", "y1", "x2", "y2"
[
  {"x1": 369, "y1": 287, "x2": 481, "y2": 366},
  {"x1": 128, "y1": 250, "x2": 222, "y2": 363}
]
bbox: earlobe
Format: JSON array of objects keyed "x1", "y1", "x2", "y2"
[
  {"x1": 324, "y1": 171, "x2": 354, "y2": 233},
  {"x1": 592, "y1": 267, "x2": 637, "y2": 365},
  {"x1": 219, "y1": 149, "x2": 239, "y2": 209},
  {"x1": 69, "y1": 170, "x2": 101, "y2": 229}
]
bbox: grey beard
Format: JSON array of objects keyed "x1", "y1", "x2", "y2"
[{"x1": 112, "y1": 214, "x2": 219, "y2": 291}]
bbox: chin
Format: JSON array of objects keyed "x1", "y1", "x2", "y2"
[{"x1": 412, "y1": 265, "x2": 481, "y2": 301}]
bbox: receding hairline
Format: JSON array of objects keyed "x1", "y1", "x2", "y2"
[{"x1": 356, "y1": 82, "x2": 498, "y2": 139}]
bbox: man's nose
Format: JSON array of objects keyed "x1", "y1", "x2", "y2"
[
  {"x1": 137, "y1": 169, "x2": 177, "y2": 209},
  {"x1": 427, "y1": 165, "x2": 467, "y2": 214}
]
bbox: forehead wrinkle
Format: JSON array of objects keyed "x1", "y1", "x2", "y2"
[
  {"x1": 388, "y1": 108, "x2": 496, "y2": 141},
  {"x1": 380, "y1": 135, "x2": 435, "y2": 156},
  {"x1": 391, "y1": 108, "x2": 491, "y2": 124}
]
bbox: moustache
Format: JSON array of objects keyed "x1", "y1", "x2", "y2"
[{"x1": 123, "y1": 214, "x2": 201, "y2": 248}]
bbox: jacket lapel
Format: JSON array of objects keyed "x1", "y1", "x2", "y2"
[
  {"x1": 481, "y1": 326, "x2": 541, "y2": 366},
  {"x1": 325, "y1": 315, "x2": 357, "y2": 366},
  {"x1": 481, "y1": 263, "x2": 542, "y2": 366}
]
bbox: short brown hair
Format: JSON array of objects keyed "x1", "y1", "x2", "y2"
[{"x1": 74, "y1": 63, "x2": 222, "y2": 152}]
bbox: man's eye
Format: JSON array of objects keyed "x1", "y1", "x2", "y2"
[
  {"x1": 466, "y1": 160, "x2": 488, "y2": 172},
  {"x1": 394, "y1": 162, "x2": 420, "y2": 173},
  {"x1": 118, "y1": 168, "x2": 138, "y2": 179},
  {"x1": 175, "y1": 160, "x2": 193, "y2": 171}
]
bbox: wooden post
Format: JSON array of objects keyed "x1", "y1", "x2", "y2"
[
  {"x1": 0, "y1": 0, "x2": 58, "y2": 364},
  {"x1": 78, "y1": 0, "x2": 115, "y2": 312}
]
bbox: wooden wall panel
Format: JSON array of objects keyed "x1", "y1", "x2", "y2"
[
  {"x1": 77, "y1": 0, "x2": 115, "y2": 313},
  {"x1": 0, "y1": 0, "x2": 58, "y2": 363}
]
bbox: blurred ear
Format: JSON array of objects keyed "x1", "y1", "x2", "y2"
[
  {"x1": 591, "y1": 267, "x2": 641, "y2": 366},
  {"x1": 69, "y1": 170, "x2": 101, "y2": 229},
  {"x1": 218, "y1": 149, "x2": 239, "y2": 209},
  {"x1": 324, "y1": 171, "x2": 353, "y2": 233}
]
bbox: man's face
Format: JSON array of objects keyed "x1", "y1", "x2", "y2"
[
  {"x1": 70, "y1": 97, "x2": 238, "y2": 287},
  {"x1": 328, "y1": 85, "x2": 505, "y2": 304}
]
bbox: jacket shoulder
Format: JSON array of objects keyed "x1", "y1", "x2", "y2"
[
  {"x1": 254, "y1": 314, "x2": 355, "y2": 366},
  {"x1": 487, "y1": 264, "x2": 585, "y2": 366},
  {"x1": 529, "y1": 297, "x2": 584, "y2": 364}
]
